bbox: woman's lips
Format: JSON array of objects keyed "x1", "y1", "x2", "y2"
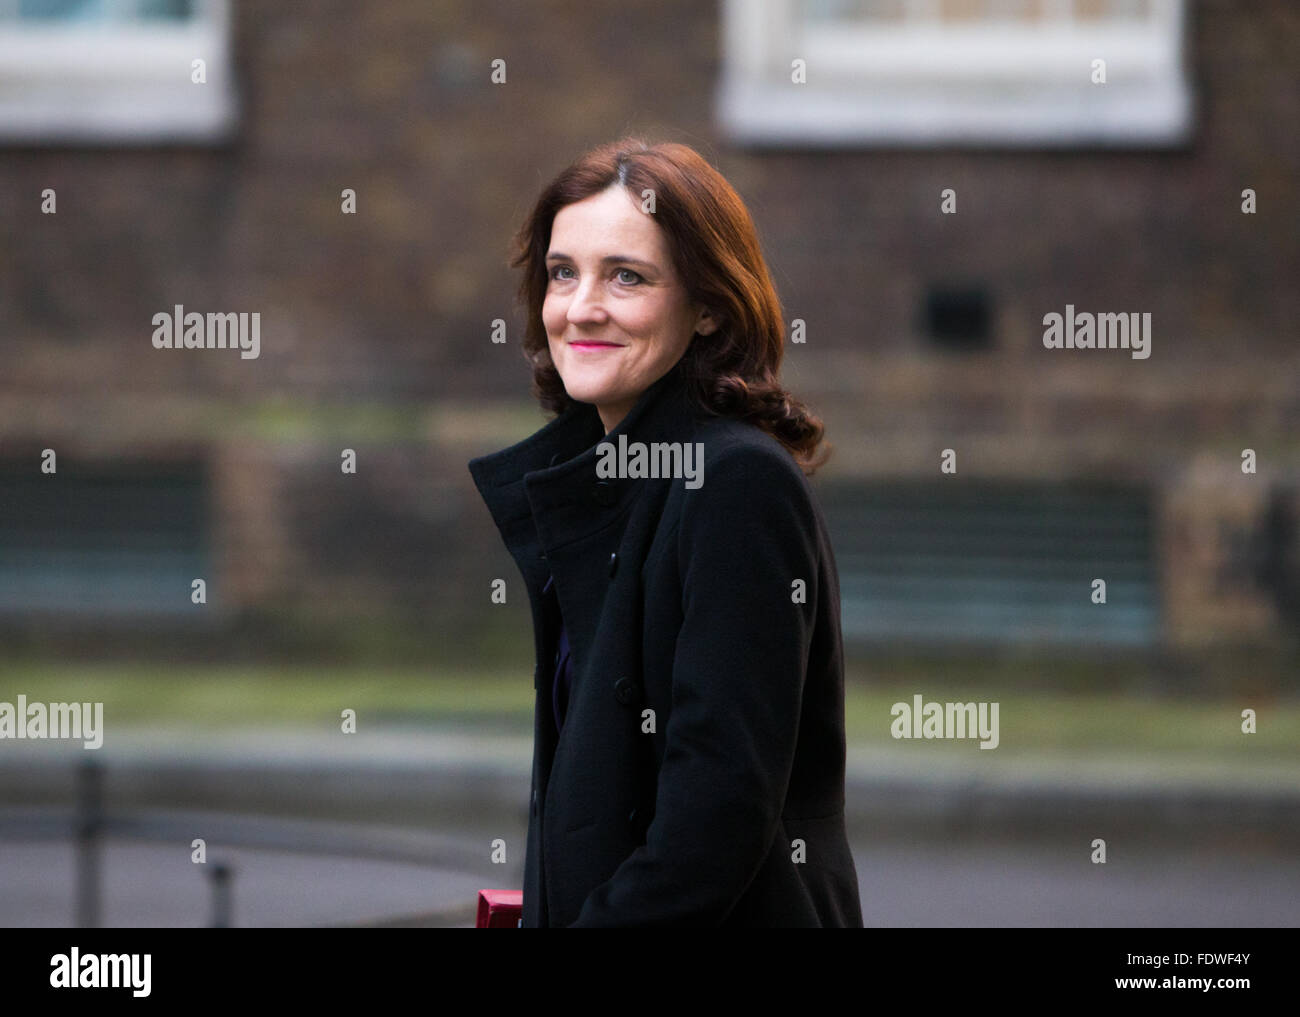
[{"x1": 569, "y1": 341, "x2": 625, "y2": 351}]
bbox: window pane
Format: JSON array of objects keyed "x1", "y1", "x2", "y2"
[
  {"x1": 138, "y1": 0, "x2": 194, "y2": 20},
  {"x1": 798, "y1": 0, "x2": 1153, "y2": 23},
  {"x1": 823, "y1": 481, "x2": 1159, "y2": 648},
  {"x1": 15, "y1": 0, "x2": 194, "y2": 20},
  {"x1": 800, "y1": 0, "x2": 905, "y2": 22},
  {"x1": 19, "y1": 0, "x2": 109, "y2": 21},
  {"x1": 0, "y1": 459, "x2": 210, "y2": 619}
]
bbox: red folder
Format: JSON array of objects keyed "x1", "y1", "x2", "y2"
[{"x1": 476, "y1": 889, "x2": 523, "y2": 928}]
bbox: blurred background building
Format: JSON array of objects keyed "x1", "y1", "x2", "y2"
[
  {"x1": 3, "y1": 0, "x2": 1295, "y2": 672},
  {"x1": 2, "y1": 0, "x2": 1297, "y2": 669},
  {"x1": 0, "y1": 0, "x2": 1297, "y2": 927}
]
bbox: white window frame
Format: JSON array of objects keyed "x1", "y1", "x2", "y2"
[
  {"x1": 716, "y1": 0, "x2": 1193, "y2": 147},
  {"x1": 0, "y1": 0, "x2": 236, "y2": 144}
]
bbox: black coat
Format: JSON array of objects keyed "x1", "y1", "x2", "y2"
[{"x1": 468, "y1": 359, "x2": 863, "y2": 927}]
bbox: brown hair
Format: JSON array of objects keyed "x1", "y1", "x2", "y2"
[{"x1": 510, "y1": 136, "x2": 830, "y2": 475}]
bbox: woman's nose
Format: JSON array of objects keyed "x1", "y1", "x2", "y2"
[{"x1": 567, "y1": 278, "x2": 608, "y2": 323}]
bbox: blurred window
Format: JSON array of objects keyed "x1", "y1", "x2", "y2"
[
  {"x1": 822, "y1": 480, "x2": 1159, "y2": 647},
  {"x1": 717, "y1": 0, "x2": 1191, "y2": 146},
  {"x1": 0, "y1": 457, "x2": 210, "y2": 619},
  {"x1": 0, "y1": 0, "x2": 235, "y2": 143}
]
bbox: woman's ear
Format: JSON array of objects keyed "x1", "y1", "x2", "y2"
[{"x1": 694, "y1": 308, "x2": 720, "y2": 336}]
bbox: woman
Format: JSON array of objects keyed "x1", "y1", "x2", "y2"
[{"x1": 468, "y1": 137, "x2": 862, "y2": 927}]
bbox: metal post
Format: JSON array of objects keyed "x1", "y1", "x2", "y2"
[
  {"x1": 74, "y1": 756, "x2": 103, "y2": 928},
  {"x1": 209, "y1": 861, "x2": 233, "y2": 927}
]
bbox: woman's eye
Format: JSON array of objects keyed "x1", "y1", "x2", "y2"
[{"x1": 548, "y1": 265, "x2": 641, "y2": 285}]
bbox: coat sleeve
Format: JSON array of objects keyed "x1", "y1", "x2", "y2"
[{"x1": 569, "y1": 442, "x2": 819, "y2": 926}]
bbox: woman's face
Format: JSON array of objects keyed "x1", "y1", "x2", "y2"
[{"x1": 543, "y1": 184, "x2": 715, "y2": 434}]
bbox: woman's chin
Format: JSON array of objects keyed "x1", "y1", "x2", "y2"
[{"x1": 559, "y1": 378, "x2": 618, "y2": 407}]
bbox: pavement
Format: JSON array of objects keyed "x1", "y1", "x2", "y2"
[
  {"x1": 2, "y1": 724, "x2": 1297, "y2": 839},
  {"x1": 2, "y1": 726, "x2": 1297, "y2": 926}
]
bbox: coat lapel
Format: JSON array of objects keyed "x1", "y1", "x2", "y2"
[{"x1": 467, "y1": 358, "x2": 702, "y2": 654}]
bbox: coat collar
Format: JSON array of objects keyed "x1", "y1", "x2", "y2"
[{"x1": 468, "y1": 358, "x2": 703, "y2": 571}]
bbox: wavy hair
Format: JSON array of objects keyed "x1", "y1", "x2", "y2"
[{"x1": 510, "y1": 136, "x2": 830, "y2": 474}]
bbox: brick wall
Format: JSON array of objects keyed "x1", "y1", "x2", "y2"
[{"x1": 0, "y1": 1, "x2": 1295, "y2": 658}]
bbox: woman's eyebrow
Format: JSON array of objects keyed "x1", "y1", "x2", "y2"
[{"x1": 545, "y1": 252, "x2": 658, "y2": 271}]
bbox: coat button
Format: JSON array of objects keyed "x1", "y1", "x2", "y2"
[
  {"x1": 591, "y1": 480, "x2": 616, "y2": 507},
  {"x1": 531, "y1": 788, "x2": 538, "y2": 816},
  {"x1": 614, "y1": 675, "x2": 640, "y2": 705},
  {"x1": 548, "y1": 452, "x2": 562, "y2": 467},
  {"x1": 608, "y1": 552, "x2": 618, "y2": 577}
]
